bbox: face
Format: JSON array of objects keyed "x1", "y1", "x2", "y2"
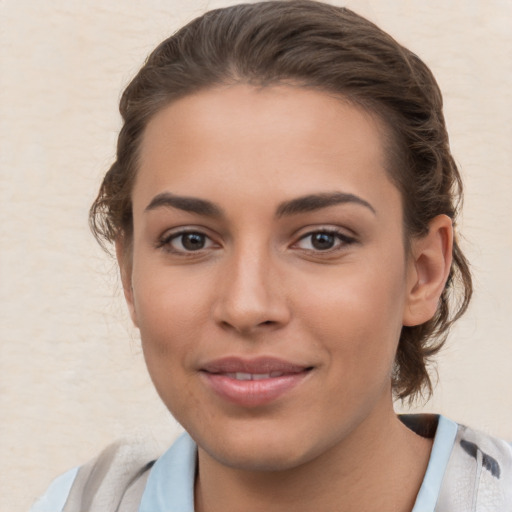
[{"x1": 124, "y1": 84, "x2": 419, "y2": 471}]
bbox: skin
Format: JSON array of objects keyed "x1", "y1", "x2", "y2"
[{"x1": 118, "y1": 85, "x2": 453, "y2": 512}]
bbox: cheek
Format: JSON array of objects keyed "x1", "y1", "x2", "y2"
[
  {"x1": 295, "y1": 255, "x2": 407, "y2": 379},
  {"x1": 131, "y1": 265, "x2": 209, "y2": 368},
  {"x1": 131, "y1": 273, "x2": 210, "y2": 421}
]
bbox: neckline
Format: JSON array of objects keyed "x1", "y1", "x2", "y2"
[
  {"x1": 139, "y1": 414, "x2": 458, "y2": 512},
  {"x1": 407, "y1": 415, "x2": 458, "y2": 511}
]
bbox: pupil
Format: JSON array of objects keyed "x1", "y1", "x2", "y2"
[
  {"x1": 182, "y1": 233, "x2": 205, "y2": 250},
  {"x1": 312, "y1": 233, "x2": 335, "y2": 250}
]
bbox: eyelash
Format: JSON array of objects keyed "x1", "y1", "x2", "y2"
[
  {"x1": 156, "y1": 228, "x2": 356, "y2": 256},
  {"x1": 156, "y1": 229, "x2": 217, "y2": 255},
  {"x1": 293, "y1": 229, "x2": 356, "y2": 253}
]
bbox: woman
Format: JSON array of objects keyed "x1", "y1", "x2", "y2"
[{"x1": 31, "y1": 1, "x2": 511, "y2": 511}]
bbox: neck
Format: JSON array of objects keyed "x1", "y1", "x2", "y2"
[{"x1": 194, "y1": 404, "x2": 433, "y2": 512}]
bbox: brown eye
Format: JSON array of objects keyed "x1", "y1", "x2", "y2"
[
  {"x1": 180, "y1": 233, "x2": 206, "y2": 251},
  {"x1": 311, "y1": 233, "x2": 336, "y2": 250},
  {"x1": 159, "y1": 230, "x2": 217, "y2": 253},
  {"x1": 295, "y1": 230, "x2": 355, "y2": 252}
]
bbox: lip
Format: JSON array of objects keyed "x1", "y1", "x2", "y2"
[{"x1": 200, "y1": 357, "x2": 313, "y2": 407}]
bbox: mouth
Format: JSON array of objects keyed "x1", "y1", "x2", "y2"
[
  {"x1": 200, "y1": 357, "x2": 314, "y2": 407},
  {"x1": 219, "y1": 371, "x2": 295, "y2": 380}
]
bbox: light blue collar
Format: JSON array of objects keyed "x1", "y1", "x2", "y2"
[
  {"x1": 139, "y1": 432, "x2": 196, "y2": 512},
  {"x1": 139, "y1": 415, "x2": 458, "y2": 512},
  {"x1": 412, "y1": 415, "x2": 458, "y2": 511}
]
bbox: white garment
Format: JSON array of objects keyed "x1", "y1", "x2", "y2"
[{"x1": 30, "y1": 415, "x2": 512, "y2": 512}]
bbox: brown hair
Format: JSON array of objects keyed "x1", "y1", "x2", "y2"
[{"x1": 90, "y1": 0, "x2": 472, "y2": 401}]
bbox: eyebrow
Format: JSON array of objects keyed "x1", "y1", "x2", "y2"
[
  {"x1": 144, "y1": 191, "x2": 376, "y2": 218},
  {"x1": 275, "y1": 192, "x2": 376, "y2": 218},
  {"x1": 145, "y1": 192, "x2": 223, "y2": 217}
]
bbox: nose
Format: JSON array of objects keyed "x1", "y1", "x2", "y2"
[{"x1": 212, "y1": 248, "x2": 291, "y2": 335}]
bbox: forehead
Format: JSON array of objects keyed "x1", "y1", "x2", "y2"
[
  {"x1": 135, "y1": 84, "x2": 400, "y2": 219},
  {"x1": 141, "y1": 84, "x2": 385, "y2": 159}
]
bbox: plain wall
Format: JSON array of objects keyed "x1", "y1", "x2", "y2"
[{"x1": 1, "y1": 1, "x2": 511, "y2": 510}]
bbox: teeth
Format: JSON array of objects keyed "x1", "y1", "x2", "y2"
[
  {"x1": 252, "y1": 373, "x2": 271, "y2": 380},
  {"x1": 223, "y1": 372, "x2": 285, "y2": 380},
  {"x1": 235, "y1": 372, "x2": 253, "y2": 381}
]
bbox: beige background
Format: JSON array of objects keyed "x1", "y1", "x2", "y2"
[{"x1": 1, "y1": 1, "x2": 511, "y2": 510}]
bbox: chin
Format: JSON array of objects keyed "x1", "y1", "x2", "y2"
[
  {"x1": 205, "y1": 442, "x2": 313, "y2": 472},
  {"x1": 194, "y1": 420, "x2": 325, "y2": 472}
]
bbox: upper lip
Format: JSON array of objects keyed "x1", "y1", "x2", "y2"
[{"x1": 200, "y1": 356, "x2": 311, "y2": 374}]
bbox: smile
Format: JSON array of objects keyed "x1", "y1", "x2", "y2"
[
  {"x1": 200, "y1": 357, "x2": 313, "y2": 407},
  {"x1": 223, "y1": 371, "x2": 287, "y2": 380}
]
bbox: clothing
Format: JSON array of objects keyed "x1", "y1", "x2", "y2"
[{"x1": 31, "y1": 415, "x2": 512, "y2": 512}]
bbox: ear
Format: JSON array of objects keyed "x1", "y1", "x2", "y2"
[
  {"x1": 403, "y1": 214, "x2": 453, "y2": 327},
  {"x1": 115, "y1": 238, "x2": 139, "y2": 328}
]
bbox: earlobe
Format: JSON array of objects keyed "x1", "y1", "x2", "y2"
[
  {"x1": 403, "y1": 215, "x2": 453, "y2": 327},
  {"x1": 115, "y1": 238, "x2": 139, "y2": 328}
]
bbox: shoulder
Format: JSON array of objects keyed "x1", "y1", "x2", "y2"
[
  {"x1": 30, "y1": 436, "x2": 163, "y2": 512},
  {"x1": 30, "y1": 467, "x2": 79, "y2": 512},
  {"x1": 404, "y1": 414, "x2": 512, "y2": 512},
  {"x1": 450, "y1": 422, "x2": 512, "y2": 480},
  {"x1": 437, "y1": 421, "x2": 512, "y2": 511}
]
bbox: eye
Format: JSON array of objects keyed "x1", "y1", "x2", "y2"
[
  {"x1": 294, "y1": 230, "x2": 355, "y2": 252},
  {"x1": 158, "y1": 230, "x2": 217, "y2": 253}
]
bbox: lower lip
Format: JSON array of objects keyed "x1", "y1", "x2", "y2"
[{"x1": 201, "y1": 371, "x2": 310, "y2": 407}]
